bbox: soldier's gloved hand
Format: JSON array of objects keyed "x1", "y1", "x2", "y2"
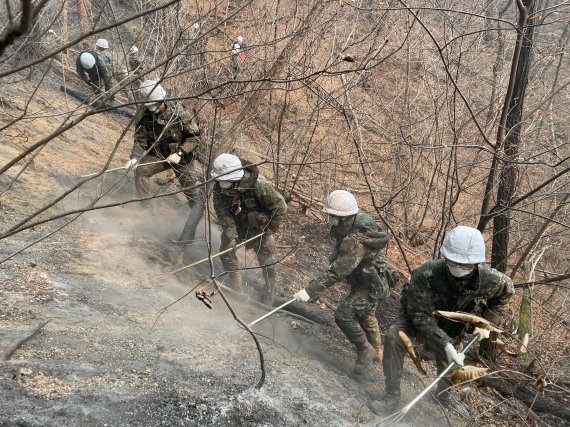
[
  {"x1": 444, "y1": 343, "x2": 465, "y2": 366},
  {"x1": 124, "y1": 158, "x2": 138, "y2": 170},
  {"x1": 167, "y1": 153, "x2": 182, "y2": 165},
  {"x1": 293, "y1": 289, "x2": 310, "y2": 303}
]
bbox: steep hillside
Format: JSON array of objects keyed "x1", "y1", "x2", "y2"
[
  {"x1": 1, "y1": 0, "x2": 569, "y2": 425},
  {"x1": 0, "y1": 67, "x2": 463, "y2": 426}
]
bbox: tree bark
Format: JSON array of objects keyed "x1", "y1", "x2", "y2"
[{"x1": 490, "y1": 0, "x2": 536, "y2": 272}]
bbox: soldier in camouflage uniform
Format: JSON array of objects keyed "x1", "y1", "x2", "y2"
[
  {"x1": 368, "y1": 226, "x2": 514, "y2": 416},
  {"x1": 124, "y1": 80, "x2": 205, "y2": 240},
  {"x1": 294, "y1": 190, "x2": 396, "y2": 381},
  {"x1": 76, "y1": 50, "x2": 113, "y2": 96},
  {"x1": 211, "y1": 154, "x2": 287, "y2": 306}
]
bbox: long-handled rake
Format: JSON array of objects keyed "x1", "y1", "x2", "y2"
[
  {"x1": 246, "y1": 298, "x2": 297, "y2": 329},
  {"x1": 373, "y1": 332, "x2": 480, "y2": 426},
  {"x1": 229, "y1": 297, "x2": 297, "y2": 339},
  {"x1": 80, "y1": 159, "x2": 168, "y2": 178}
]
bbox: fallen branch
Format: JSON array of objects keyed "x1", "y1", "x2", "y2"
[
  {"x1": 486, "y1": 377, "x2": 570, "y2": 422},
  {"x1": 2, "y1": 320, "x2": 50, "y2": 361}
]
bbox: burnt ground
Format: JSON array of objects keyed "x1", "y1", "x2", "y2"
[{"x1": 0, "y1": 66, "x2": 538, "y2": 427}]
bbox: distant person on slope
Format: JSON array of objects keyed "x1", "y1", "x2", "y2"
[
  {"x1": 76, "y1": 50, "x2": 113, "y2": 97},
  {"x1": 293, "y1": 190, "x2": 397, "y2": 382},
  {"x1": 211, "y1": 154, "x2": 287, "y2": 306},
  {"x1": 94, "y1": 38, "x2": 120, "y2": 82},
  {"x1": 230, "y1": 35, "x2": 246, "y2": 79},
  {"x1": 117, "y1": 45, "x2": 144, "y2": 101},
  {"x1": 368, "y1": 226, "x2": 514, "y2": 417},
  {"x1": 125, "y1": 80, "x2": 205, "y2": 242}
]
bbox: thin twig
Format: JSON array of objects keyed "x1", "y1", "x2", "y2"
[{"x1": 214, "y1": 280, "x2": 266, "y2": 389}]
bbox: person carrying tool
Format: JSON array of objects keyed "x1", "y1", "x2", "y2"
[
  {"x1": 293, "y1": 190, "x2": 397, "y2": 382},
  {"x1": 368, "y1": 225, "x2": 514, "y2": 416},
  {"x1": 211, "y1": 154, "x2": 287, "y2": 306},
  {"x1": 125, "y1": 80, "x2": 205, "y2": 238},
  {"x1": 116, "y1": 45, "x2": 144, "y2": 101},
  {"x1": 75, "y1": 50, "x2": 113, "y2": 97}
]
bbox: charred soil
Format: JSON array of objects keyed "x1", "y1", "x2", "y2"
[{"x1": 0, "y1": 66, "x2": 538, "y2": 427}]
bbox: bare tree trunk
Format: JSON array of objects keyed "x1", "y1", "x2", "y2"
[
  {"x1": 61, "y1": 0, "x2": 68, "y2": 43},
  {"x1": 490, "y1": 0, "x2": 536, "y2": 272},
  {"x1": 77, "y1": 0, "x2": 90, "y2": 34}
]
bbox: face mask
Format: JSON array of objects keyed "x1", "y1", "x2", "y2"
[
  {"x1": 328, "y1": 215, "x2": 340, "y2": 226},
  {"x1": 146, "y1": 102, "x2": 161, "y2": 113},
  {"x1": 447, "y1": 261, "x2": 475, "y2": 278},
  {"x1": 219, "y1": 180, "x2": 234, "y2": 189}
]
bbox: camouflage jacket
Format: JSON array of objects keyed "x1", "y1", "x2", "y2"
[
  {"x1": 306, "y1": 212, "x2": 391, "y2": 300},
  {"x1": 99, "y1": 50, "x2": 119, "y2": 79},
  {"x1": 401, "y1": 259, "x2": 514, "y2": 349},
  {"x1": 131, "y1": 101, "x2": 201, "y2": 162},
  {"x1": 75, "y1": 50, "x2": 113, "y2": 91},
  {"x1": 212, "y1": 163, "x2": 287, "y2": 241}
]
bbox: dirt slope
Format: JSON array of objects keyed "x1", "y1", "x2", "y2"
[{"x1": 0, "y1": 67, "x2": 460, "y2": 427}]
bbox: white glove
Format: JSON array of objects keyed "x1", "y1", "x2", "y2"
[
  {"x1": 293, "y1": 289, "x2": 310, "y2": 303},
  {"x1": 444, "y1": 343, "x2": 465, "y2": 366},
  {"x1": 124, "y1": 158, "x2": 138, "y2": 170},
  {"x1": 167, "y1": 153, "x2": 181, "y2": 165}
]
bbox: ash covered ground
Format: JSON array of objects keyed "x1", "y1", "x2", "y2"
[{"x1": 1, "y1": 72, "x2": 458, "y2": 427}]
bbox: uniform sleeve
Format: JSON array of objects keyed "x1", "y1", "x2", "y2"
[
  {"x1": 406, "y1": 271, "x2": 451, "y2": 349},
  {"x1": 212, "y1": 188, "x2": 238, "y2": 241},
  {"x1": 131, "y1": 118, "x2": 148, "y2": 159},
  {"x1": 177, "y1": 106, "x2": 202, "y2": 156},
  {"x1": 483, "y1": 272, "x2": 514, "y2": 325},
  {"x1": 254, "y1": 180, "x2": 287, "y2": 233},
  {"x1": 305, "y1": 235, "x2": 368, "y2": 297}
]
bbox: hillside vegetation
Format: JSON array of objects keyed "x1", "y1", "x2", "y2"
[{"x1": 0, "y1": 0, "x2": 568, "y2": 425}]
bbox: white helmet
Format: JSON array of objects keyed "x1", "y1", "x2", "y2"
[
  {"x1": 322, "y1": 190, "x2": 358, "y2": 216},
  {"x1": 79, "y1": 52, "x2": 96, "y2": 69},
  {"x1": 211, "y1": 154, "x2": 244, "y2": 181},
  {"x1": 440, "y1": 226, "x2": 485, "y2": 264},
  {"x1": 129, "y1": 45, "x2": 139, "y2": 55},
  {"x1": 139, "y1": 80, "x2": 166, "y2": 105},
  {"x1": 95, "y1": 38, "x2": 109, "y2": 49},
  {"x1": 237, "y1": 36, "x2": 244, "y2": 45}
]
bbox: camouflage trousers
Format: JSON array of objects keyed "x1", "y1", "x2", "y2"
[
  {"x1": 382, "y1": 312, "x2": 452, "y2": 396},
  {"x1": 335, "y1": 289, "x2": 381, "y2": 349},
  {"x1": 134, "y1": 154, "x2": 205, "y2": 209},
  {"x1": 219, "y1": 231, "x2": 276, "y2": 299}
]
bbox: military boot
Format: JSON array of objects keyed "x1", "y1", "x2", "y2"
[
  {"x1": 260, "y1": 267, "x2": 276, "y2": 306},
  {"x1": 368, "y1": 391, "x2": 400, "y2": 415},
  {"x1": 353, "y1": 341, "x2": 374, "y2": 378}
]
